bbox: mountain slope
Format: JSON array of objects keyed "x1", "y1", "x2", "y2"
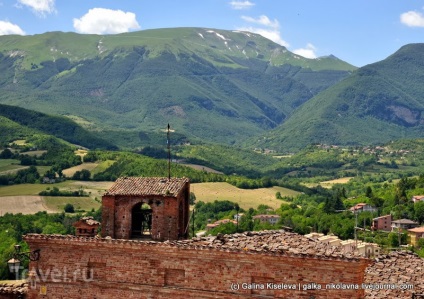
[
  {"x1": 0, "y1": 104, "x2": 117, "y2": 149},
  {"x1": 250, "y1": 44, "x2": 424, "y2": 151},
  {"x1": 0, "y1": 28, "x2": 355, "y2": 145}
]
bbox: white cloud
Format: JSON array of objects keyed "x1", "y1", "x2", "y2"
[
  {"x1": 73, "y1": 8, "x2": 140, "y2": 34},
  {"x1": 17, "y1": 0, "x2": 56, "y2": 17},
  {"x1": 400, "y1": 10, "x2": 424, "y2": 27},
  {"x1": 237, "y1": 26, "x2": 289, "y2": 47},
  {"x1": 238, "y1": 15, "x2": 288, "y2": 47},
  {"x1": 293, "y1": 43, "x2": 317, "y2": 59},
  {"x1": 241, "y1": 15, "x2": 279, "y2": 29},
  {"x1": 0, "y1": 20, "x2": 25, "y2": 35},
  {"x1": 229, "y1": 1, "x2": 255, "y2": 10}
]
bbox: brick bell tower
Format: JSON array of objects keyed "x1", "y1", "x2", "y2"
[{"x1": 101, "y1": 176, "x2": 190, "y2": 241}]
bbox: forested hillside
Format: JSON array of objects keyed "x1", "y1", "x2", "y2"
[{"x1": 252, "y1": 44, "x2": 424, "y2": 151}]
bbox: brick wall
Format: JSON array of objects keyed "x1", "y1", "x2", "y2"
[{"x1": 24, "y1": 235, "x2": 370, "y2": 299}]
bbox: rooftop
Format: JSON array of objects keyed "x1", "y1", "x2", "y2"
[
  {"x1": 74, "y1": 216, "x2": 100, "y2": 226},
  {"x1": 252, "y1": 214, "x2": 280, "y2": 218},
  {"x1": 364, "y1": 251, "x2": 424, "y2": 298},
  {"x1": 24, "y1": 230, "x2": 367, "y2": 261},
  {"x1": 373, "y1": 214, "x2": 392, "y2": 220},
  {"x1": 104, "y1": 177, "x2": 189, "y2": 196},
  {"x1": 408, "y1": 226, "x2": 424, "y2": 233},
  {"x1": 0, "y1": 281, "x2": 27, "y2": 296},
  {"x1": 391, "y1": 219, "x2": 418, "y2": 224}
]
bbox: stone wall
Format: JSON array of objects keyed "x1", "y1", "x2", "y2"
[{"x1": 24, "y1": 233, "x2": 371, "y2": 299}]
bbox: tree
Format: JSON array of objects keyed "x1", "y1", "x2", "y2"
[
  {"x1": 189, "y1": 192, "x2": 196, "y2": 205},
  {"x1": 414, "y1": 201, "x2": 424, "y2": 224},
  {"x1": 64, "y1": 203, "x2": 75, "y2": 213},
  {"x1": 365, "y1": 186, "x2": 373, "y2": 198},
  {"x1": 72, "y1": 169, "x2": 91, "y2": 181},
  {"x1": 0, "y1": 148, "x2": 13, "y2": 159}
]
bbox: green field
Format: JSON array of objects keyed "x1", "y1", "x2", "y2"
[
  {"x1": 0, "y1": 159, "x2": 25, "y2": 174},
  {"x1": 0, "y1": 181, "x2": 111, "y2": 214},
  {"x1": 43, "y1": 196, "x2": 100, "y2": 212},
  {"x1": 0, "y1": 180, "x2": 113, "y2": 196},
  {"x1": 62, "y1": 162, "x2": 99, "y2": 177},
  {"x1": 0, "y1": 183, "x2": 49, "y2": 196},
  {"x1": 35, "y1": 166, "x2": 52, "y2": 176},
  {"x1": 90, "y1": 160, "x2": 115, "y2": 176},
  {"x1": 191, "y1": 182, "x2": 299, "y2": 210}
]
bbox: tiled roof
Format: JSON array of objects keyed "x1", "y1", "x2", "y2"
[
  {"x1": 24, "y1": 230, "x2": 367, "y2": 261},
  {"x1": 105, "y1": 177, "x2": 189, "y2": 196},
  {"x1": 408, "y1": 226, "x2": 424, "y2": 233},
  {"x1": 392, "y1": 219, "x2": 418, "y2": 224},
  {"x1": 73, "y1": 216, "x2": 100, "y2": 227},
  {"x1": 364, "y1": 251, "x2": 424, "y2": 298},
  {"x1": 373, "y1": 215, "x2": 391, "y2": 220},
  {"x1": 253, "y1": 214, "x2": 280, "y2": 219},
  {"x1": 0, "y1": 282, "x2": 27, "y2": 295}
]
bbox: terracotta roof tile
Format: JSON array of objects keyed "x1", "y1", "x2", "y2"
[
  {"x1": 408, "y1": 226, "x2": 424, "y2": 233},
  {"x1": 0, "y1": 282, "x2": 27, "y2": 295},
  {"x1": 364, "y1": 251, "x2": 424, "y2": 298},
  {"x1": 24, "y1": 230, "x2": 367, "y2": 261},
  {"x1": 105, "y1": 177, "x2": 189, "y2": 196}
]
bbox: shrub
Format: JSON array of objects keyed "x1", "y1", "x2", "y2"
[{"x1": 64, "y1": 203, "x2": 75, "y2": 213}]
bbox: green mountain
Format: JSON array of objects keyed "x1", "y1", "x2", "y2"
[
  {"x1": 251, "y1": 44, "x2": 424, "y2": 152},
  {"x1": 0, "y1": 28, "x2": 355, "y2": 145},
  {"x1": 0, "y1": 104, "x2": 116, "y2": 149}
]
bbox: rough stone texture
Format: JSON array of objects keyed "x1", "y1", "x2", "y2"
[
  {"x1": 364, "y1": 251, "x2": 424, "y2": 299},
  {"x1": 0, "y1": 282, "x2": 27, "y2": 299},
  {"x1": 24, "y1": 230, "x2": 371, "y2": 299},
  {"x1": 101, "y1": 177, "x2": 190, "y2": 241}
]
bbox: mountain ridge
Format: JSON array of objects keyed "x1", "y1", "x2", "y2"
[
  {"x1": 250, "y1": 43, "x2": 424, "y2": 151},
  {"x1": 0, "y1": 27, "x2": 355, "y2": 145}
]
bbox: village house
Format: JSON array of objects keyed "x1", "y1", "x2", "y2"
[
  {"x1": 371, "y1": 214, "x2": 392, "y2": 231},
  {"x1": 391, "y1": 219, "x2": 419, "y2": 232},
  {"x1": 73, "y1": 216, "x2": 100, "y2": 237},
  {"x1": 252, "y1": 214, "x2": 280, "y2": 224},
  {"x1": 349, "y1": 203, "x2": 377, "y2": 213},
  {"x1": 407, "y1": 226, "x2": 424, "y2": 247},
  {"x1": 412, "y1": 195, "x2": 424, "y2": 203}
]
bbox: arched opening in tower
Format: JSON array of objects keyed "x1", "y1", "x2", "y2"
[{"x1": 131, "y1": 202, "x2": 153, "y2": 238}]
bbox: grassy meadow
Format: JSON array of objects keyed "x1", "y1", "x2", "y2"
[
  {"x1": 43, "y1": 196, "x2": 100, "y2": 212},
  {"x1": 0, "y1": 180, "x2": 112, "y2": 214},
  {"x1": 191, "y1": 182, "x2": 299, "y2": 210},
  {"x1": 62, "y1": 162, "x2": 99, "y2": 177}
]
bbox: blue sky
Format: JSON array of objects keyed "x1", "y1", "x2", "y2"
[{"x1": 1, "y1": 0, "x2": 424, "y2": 66}]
